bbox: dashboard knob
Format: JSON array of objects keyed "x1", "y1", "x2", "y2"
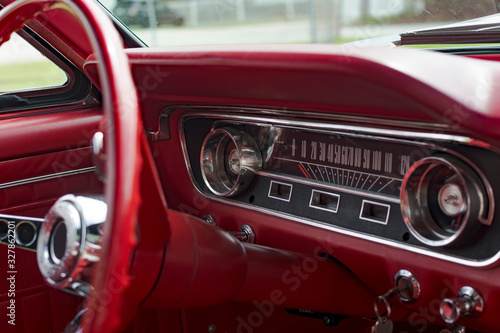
[
  {"x1": 201, "y1": 127, "x2": 262, "y2": 197},
  {"x1": 228, "y1": 224, "x2": 256, "y2": 244},
  {"x1": 440, "y1": 286, "x2": 484, "y2": 324}
]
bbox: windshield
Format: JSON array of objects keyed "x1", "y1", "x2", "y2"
[{"x1": 100, "y1": 0, "x2": 500, "y2": 47}]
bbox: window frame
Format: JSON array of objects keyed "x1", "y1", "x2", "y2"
[{"x1": 0, "y1": 27, "x2": 95, "y2": 112}]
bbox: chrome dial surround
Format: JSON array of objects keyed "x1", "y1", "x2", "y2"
[
  {"x1": 14, "y1": 220, "x2": 38, "y2": 247},
  {"x1": 200, "y1": 127, "x2": 262, "y2": 197},
  {"x1": 401, "y1": 156, "x2": 491, "y2": 247},
  {"x1": 37, "y1": 195, "x2": 106, "y2": 297}
]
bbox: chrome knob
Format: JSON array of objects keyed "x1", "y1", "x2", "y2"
[
  {"x1": 228, "y1": 224, "x2": 255, "y2": 244},
  {"x1": 440, "y1": 286, "x2": 484, "y2": 324},
  {"x1": 203, "y1": 214, "x2": 217, "y2": 226}
]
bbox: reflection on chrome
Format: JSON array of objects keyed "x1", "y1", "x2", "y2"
[
  {"x1": 37, "y1": 194, "x2": 106, "y2": 297},
  {"x1": 201, "y1": 126, "x2": 262, "y2": 197},
  {"x1": 401, "y1": 156, "x2": 492, "y2": 247}
]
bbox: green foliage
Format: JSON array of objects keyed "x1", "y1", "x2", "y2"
[{"x1": 0, "y1": 60, "x2": 67, "y2": 92}]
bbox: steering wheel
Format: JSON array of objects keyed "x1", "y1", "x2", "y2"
[{"x1": 0, "y1": 0, "x2": 142, "y2": 332}]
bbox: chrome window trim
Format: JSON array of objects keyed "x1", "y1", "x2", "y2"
[
  {"x1": 178, "y1": 108, "x2": 498, "y2": 267},
  {"x1": 0, "y1": 213, "x2": 44, "y2": 222},
  {"x1": 0, "y1": 167, "x2": 96, "y2": 190}
]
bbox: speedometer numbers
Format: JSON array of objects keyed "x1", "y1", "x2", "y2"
[{"x1": 267, "y1": 130, "x2": 420, "y2": 198}]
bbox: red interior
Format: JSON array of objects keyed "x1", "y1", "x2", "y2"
[{"x1": 1, "y1": 1, "x2": 500, "y2": 332}]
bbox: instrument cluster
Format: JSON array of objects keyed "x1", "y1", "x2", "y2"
[{"x1": 181, "y1": 111, "x2": 500, "y2": 265}]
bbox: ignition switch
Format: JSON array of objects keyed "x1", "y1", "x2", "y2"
[{"x1": 393, "y1": 270, "x2": 421, "y2": 304}]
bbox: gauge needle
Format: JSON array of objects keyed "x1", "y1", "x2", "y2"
[{"x1": 298, "y1": 164, "x2": 310, "y2": 179}]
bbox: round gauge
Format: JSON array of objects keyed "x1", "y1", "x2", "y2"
[
  {"x1": 200, "y1": 127, "x2": 262, "y2": 197},
  {"x1": 401, "y1": 156, "x2": 492, "y2": 247}
]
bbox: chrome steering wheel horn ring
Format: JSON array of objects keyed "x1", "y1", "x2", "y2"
[{"x1": 37, "y1": 195, "x2": 107, "y2": 297}]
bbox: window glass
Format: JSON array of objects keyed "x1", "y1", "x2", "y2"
[
  {"x1": 104, "y1": 0, "x2": 500, "y2": 47},
  {"x1": 0, "y1": 33, "x2": 67, "y2": 91}
]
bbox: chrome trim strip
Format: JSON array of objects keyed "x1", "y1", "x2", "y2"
[
  {"x1": 178, "y1": 109, "x2": 498, "y2": 267},
  {"x1": 0, "y1": 167, "x2": 96, "y2": 190},
  {"x1": 188, "y1": 105, "x2": 453, "y2": 132},
  {"x1": 183, "y1": 108, "x2": 489, "y2": 146},
  {"x1": 0, "y1": 213, "x2": 44, "y2": 222},
  {"x1": 359, "y1": 200, "x2": 391, "y2": 225},
  {"x1": 201, "y1": 191, "x2": 500, "y2": 267}
]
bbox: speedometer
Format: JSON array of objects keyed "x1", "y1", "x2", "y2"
[
  {"x1": 265, "y1": 128, "x2": 429, "y2": 197},
  {"x1": 182, "y1": 112, "x2": 498, "y2": 260}
]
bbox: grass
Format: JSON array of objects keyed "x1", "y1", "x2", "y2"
[{"x1": 0, "y1": 60, "x2": 67, "y2": 92}]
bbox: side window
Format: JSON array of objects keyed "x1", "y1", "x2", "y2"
[
  {"x1": 0, "y1": 33, "x2": 67, "y2": 91},
  {"x1": 0, "y1": 30, "x2": 93, "y2": 111}
]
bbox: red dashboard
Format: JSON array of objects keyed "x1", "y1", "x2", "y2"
[{"x1": 2, "y1": 2, "x2": 500, "y2": 331}]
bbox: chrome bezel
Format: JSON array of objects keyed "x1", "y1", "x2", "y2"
[
  {"x1": 359, "y1": 200, "x2": 391, "y2": 225},
  {"x1": 200, "y1": 126, "x2": 262, "y2": 197},
  {"x1": 14, "y1": 220, "x2": 38, "y2": 247},
  {"x1": 37, "y1": 195, "x2": 106, "y2": 294},
  {"x1": 178, "y1": 108, "x2": 497, "y2": 267},
  {"x1": 0, "y1": 215, "x2": 45, "y2": 251},
  {"x1": 268, "y1": 180, "x2": 293, "y2": 202},
  {"x1": 309, "y1": 189, "x2": 340, "y2": 214},
  {"x1": 393, "y1": 269, "x2": 421, "y2": 304},
  {"x1": 401, "y1": 156, "x2": 489, "y2": 247},
  {"x1": 38, "y1": 197, "x2": 83, "y2": 287},
  {"x1": 0, "y1": 218, "x2": 8, "y2": 241}
]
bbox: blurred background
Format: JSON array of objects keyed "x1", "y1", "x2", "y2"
[
  {"x1": 104, "y1": 0, "x2": 500, "y2": 46},
  {"x1": 1, "y1": 0, "x2": 499, "y2": 91}
]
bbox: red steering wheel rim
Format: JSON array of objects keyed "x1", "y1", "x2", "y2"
[{"x1": 0, "y1": 0, "x2": 142, "y2": 332}]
